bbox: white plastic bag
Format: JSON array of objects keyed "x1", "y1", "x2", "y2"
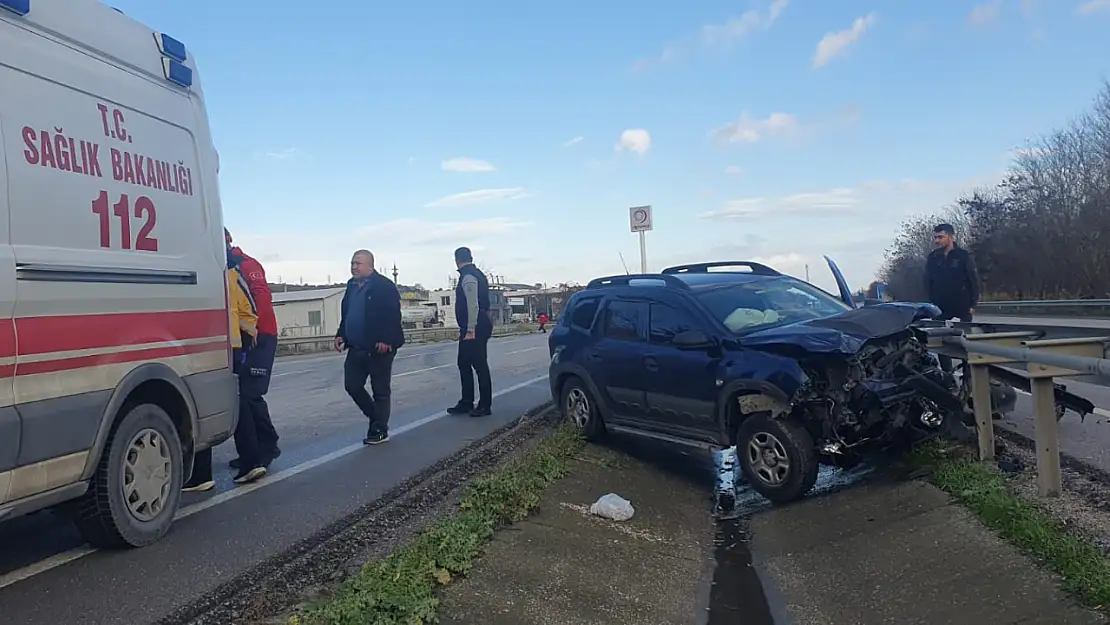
[{"x1": 590, "y1": 493, "x2": 635, "y2": 521}]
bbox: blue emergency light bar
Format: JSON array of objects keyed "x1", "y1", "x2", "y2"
[
  {"x1": 162, "y1": 58, "x2": 193, "y2": 88},
  {"x1": 154, "y1": 33, "x2": 187, "y2": 63},
  {"x1": 0, "y1": 0, "x2": 30, "y2": 16}
]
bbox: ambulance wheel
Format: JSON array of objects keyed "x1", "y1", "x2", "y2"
[{"x1": 73, "y1": 403, "x2": 184, "y2": 549}]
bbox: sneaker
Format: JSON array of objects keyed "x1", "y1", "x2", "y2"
[
  {"x1": 183, "y1": 477, "x2": 215, "y2": 493},
  {"x1": 363, "y1": 429, "x2": 389, "y2": 445},
  {"x1": 233, "y1": 466, "x2": 267, "y2": 484},
  {"x1": 230, "y1": 447, "x2": 281, "y2": 470},
  {"x1": 447, "y1": 402, "x2": 473, "y2": 415},
  {"x1": 469, "y1": 405, "x2": 492, "y2": 417}
]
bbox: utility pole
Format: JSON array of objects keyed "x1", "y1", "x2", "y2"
[
  {"x1": 391, "y1": 263, "x2": 399, "y2": 283},
  {"x1": 805, "y1": 264, "x2": 810, "y2": 282}
]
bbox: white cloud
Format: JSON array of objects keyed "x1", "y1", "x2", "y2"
[
  {"x1": 260, "y1": 148, "x2": 297, "y2": 160},
  {"x1": 710, "y1": 112, "x2": 799, "y2": 144},
  {"x1": 441, "y1": 157, "x2": 496, "y2": 173},
  {"x1": 424, "y1": 187, "x2": 530, "y2": 208},
  {"x1": 725, "y1": 165, "x2": 743, "y2": 175},
  {"x1": 813, "y1": 13, "x2": 877, "y2": 69},
  {"x1": 1077, "y1": 0, "x2": 1110, "y2": 14},
  {"x1": 634, "y1": 0, "x2": 788, "y2": 71},
  {"x1": 615, "y1": 129, "x2": 651, "y2": 154},
  {"x1": 563, "y1": 136, "x2": 584, "y2": 147},
  {"x1": 700, "y1": 187, "x2": 860, "y2": 220},
  {"x1": 968, "y1": 1, "x2": 1003, "y2": 25}
]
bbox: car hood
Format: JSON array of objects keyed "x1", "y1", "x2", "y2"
[{"x1": 741, "y1": 302, "x2": 941, "y2": 355}]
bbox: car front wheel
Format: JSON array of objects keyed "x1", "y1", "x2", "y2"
[
  {"x1": 736, "y1": 414, "x2": 819, "y2": 504},
  {"x1": 560, "y1": 377, "x2": 604, "y2": 441}
]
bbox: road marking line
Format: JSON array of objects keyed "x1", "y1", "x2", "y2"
[
  {"x1": 506, "y1": 347, "x2": 542, "y2": 355},
  {"x1": 0, "y1": 374, "x2": 550, "y2": 591},
  {"x1": 1013, "y1": 389, "x2": 1110, "y2": 418},
  {"x1": 272, "y1": 337, "x2": 539, "y2": 378}
]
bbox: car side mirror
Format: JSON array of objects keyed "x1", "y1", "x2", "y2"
[{"x1": 672, "y1": 329, "x2": 714, "y2": 350}]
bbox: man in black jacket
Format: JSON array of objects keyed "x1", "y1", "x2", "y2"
[
  {"x1": 334, "y1": 249, "x2": 405, "y2": 444},
  {"x1": 447, "y1": 247, "x2": 494, "y2": 417},
  {"x1": 925, "y1": 224, "x2": 981, "y2": 373},
  {"x1": 924, "y1": 223, "x2": 981, "y2": 322}
]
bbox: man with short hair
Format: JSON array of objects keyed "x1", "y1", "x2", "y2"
[
  {"x1": 924, "y1": 223, "x2": 981, "y2": 322},
  {"x1": 225, "y1": 229, "x2": 282, "y2": 469},
  {"x1": 925, "y1": 223, "x2": 981, "y2": 373},
  {"x1": 335, "y1": 250, "x2": 405, "y2": 444},
  {"x1": 447, "y1": 247, "x2": 493, "y2": 417}
]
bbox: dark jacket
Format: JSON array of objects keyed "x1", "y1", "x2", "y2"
[
  {"x1": 337, "y1": 272, "x2": 405, "y2": 350},
  {"x1": 924, "y1": 245, "x2": 980, "y2": 315},
  {"x1": 455, "y1": 263, "x2": 491, "y2": 336}
]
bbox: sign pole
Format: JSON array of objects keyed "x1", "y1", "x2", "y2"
[
  {"x1": 638, "y1": 230, "x2": 647, "y2": 273},
  {"x1": 628, "y1": 205, "x2": 653, "y2": 275}
]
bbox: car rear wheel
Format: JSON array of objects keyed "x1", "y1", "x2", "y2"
[
  {"x1": 561, "y1": 377, "x2": 604, "y2": 441},
  {"x1": 736, "y1": 414, "x2": 818, "y2": 504},
  {"x1": 73, "y1": 403, "x2": 184, "y2": 548}
]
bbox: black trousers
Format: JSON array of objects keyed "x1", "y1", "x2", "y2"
[
  {"x1": 457, "y1": 335, "x2": 492, "y2": 407},
  {"x1": 240, "y1": 333, "x2": 280, "y2": 455},
  {"x1": 938, "y1": 309, "x2": 974, "y2": 372},
  {"x1": 344, "y1": 349, "x2": 396, "y2": 432}
]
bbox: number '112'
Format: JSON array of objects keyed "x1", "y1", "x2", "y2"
[{"x1": 91, "y1": 191, "x2": 159, "y2": 251}]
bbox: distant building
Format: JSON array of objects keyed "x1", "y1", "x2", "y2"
[{"x1": 272, "y1": 287, "x2": 345, "y2": 338}]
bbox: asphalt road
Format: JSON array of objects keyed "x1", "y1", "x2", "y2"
[{"x1": 0, "y1": 332, "x2": 554, "y2": 625}]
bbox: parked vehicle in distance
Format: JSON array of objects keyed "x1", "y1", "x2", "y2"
[
  {"x1": 0, "y1": 0, "x2": 237, "y2": 547},
  {"x1": 548, "y1": 258, "x2": 975, "y2": 503}
]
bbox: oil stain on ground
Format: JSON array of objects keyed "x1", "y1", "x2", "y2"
[{"x1": 705, "y1": 448, "x2": 879, "y2": 624}]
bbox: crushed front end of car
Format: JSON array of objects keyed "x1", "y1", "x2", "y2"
[{"x1": 730, "y1": 302, "x2": 974, "y2": 503}]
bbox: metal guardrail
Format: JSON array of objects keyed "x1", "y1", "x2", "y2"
[
  {"x1": 276, "y1": 324, "x2": 540, "y2": 356},
  {"x1": 920, "y1": 320, "x2": 1110, "y2": 498},
  {"x1": 977, "y1": 299, "x2": 1110, "y2": 318}
]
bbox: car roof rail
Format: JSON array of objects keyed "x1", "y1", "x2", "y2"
[
  {"x1": 585, "y1": 273, "x2": 691, "y2": 290},
  {"x1": 661, "y1": 261, "x2": 781, "y2": 276}
]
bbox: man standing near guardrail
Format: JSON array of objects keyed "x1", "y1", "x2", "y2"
[
  {"x1": 926, "y1": 223, "x2": 981, "y2": 371},
  {"x1": 226, "y1": 229, "x2": 282, "y2": 469},
  {"x1": 925, "y1": 223, "x2": 981, "y2": 322},
  {"x1": 447, "y1": 247, "x2": 493, "y2": 417},
  {"x1": 335, "y1": 250, "x2": 405, "y2": 444}
]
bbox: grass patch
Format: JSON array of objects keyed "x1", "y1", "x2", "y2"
[
  {"x1": 291, "y1": 423, "x2": 585, "y2": 625},
  {"x1": 911, "y1": 441, "x2": 1110, "y2": 608}
]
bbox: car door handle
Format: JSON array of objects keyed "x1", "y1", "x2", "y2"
[
  {"x1": 643, "y1": 356, "x2": 659, "y2": 372},
  {"x1": 588, "y1": 349, "x2": 602, "y2": 361}
]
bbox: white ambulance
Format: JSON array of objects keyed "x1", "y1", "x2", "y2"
[{"x1": 0, "y1": 0, "x2": 237, "y2": 547}]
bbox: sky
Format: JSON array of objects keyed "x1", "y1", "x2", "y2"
[{"x1": 108, "y1": 0, "x2": 1110, "y2": 294}]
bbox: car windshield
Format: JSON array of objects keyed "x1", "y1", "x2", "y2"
[{"x1": 693, "y1": 278, "x2": 852, "y2": 333}]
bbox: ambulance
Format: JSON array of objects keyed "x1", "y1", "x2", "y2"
[{"x1": 0, "y1": 0, "x2": 237, "y2": 547}]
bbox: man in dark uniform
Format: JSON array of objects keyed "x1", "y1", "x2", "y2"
[
  {"x1": 925, "y1": 223, "x2": 981, "y2": 372},
  {"x1": 447, "y1": 246, "x2": 493, "y2": 417}
]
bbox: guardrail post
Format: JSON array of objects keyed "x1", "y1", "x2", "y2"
[
  {"x1": 960, "y1": 331, "x2": 1039, "y2": 462},
  {"x1": 1022, "y1": 336, "x2": 1110, "y2": 497}
]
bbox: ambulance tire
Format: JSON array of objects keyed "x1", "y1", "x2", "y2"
[{"x1": 73, "y1": 403, "x2": 184, "y2": 549}]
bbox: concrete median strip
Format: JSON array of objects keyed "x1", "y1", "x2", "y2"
[
  {"x1": 911, "y1": 440, "x2": 1110, "y2": 611},
  {"x1": 288, "y1": 421, "x2": 585, "y2": 625}
]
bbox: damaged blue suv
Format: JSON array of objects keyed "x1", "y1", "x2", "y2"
[{"x1": 548, "y1": 260, "x2": 965, "y2": 504}]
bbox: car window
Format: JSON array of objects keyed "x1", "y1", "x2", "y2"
[
  {"x1": 694, "y1": 277, "x2": 850, "y2": 333},
  {"x1": 569, "y1": 298, "x2": 600, "y2": 329},
  {"x1": 649, "y1": 303, "x2": 694, "y2": 344},
  {"x1": 603, "y1": 300, "x2": 645, "y2": 342}
]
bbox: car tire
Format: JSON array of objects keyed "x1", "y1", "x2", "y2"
[
  {"x1": 560, "y1": 377, "x2": 605, "y2": 441},
  {"x1": 73, "y1": 403, "x2": 184, "y2": 549},
  {"x1": 736, "y1": 414, "x2": 819, "y2": 504}
]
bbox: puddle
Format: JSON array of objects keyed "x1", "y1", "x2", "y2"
[
  {"x1": 706, "y1": 519, "x2": 776, "y2": 625},
  {"x1": 712, "y1": 447, "x2": 878, "y2": 518}
]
